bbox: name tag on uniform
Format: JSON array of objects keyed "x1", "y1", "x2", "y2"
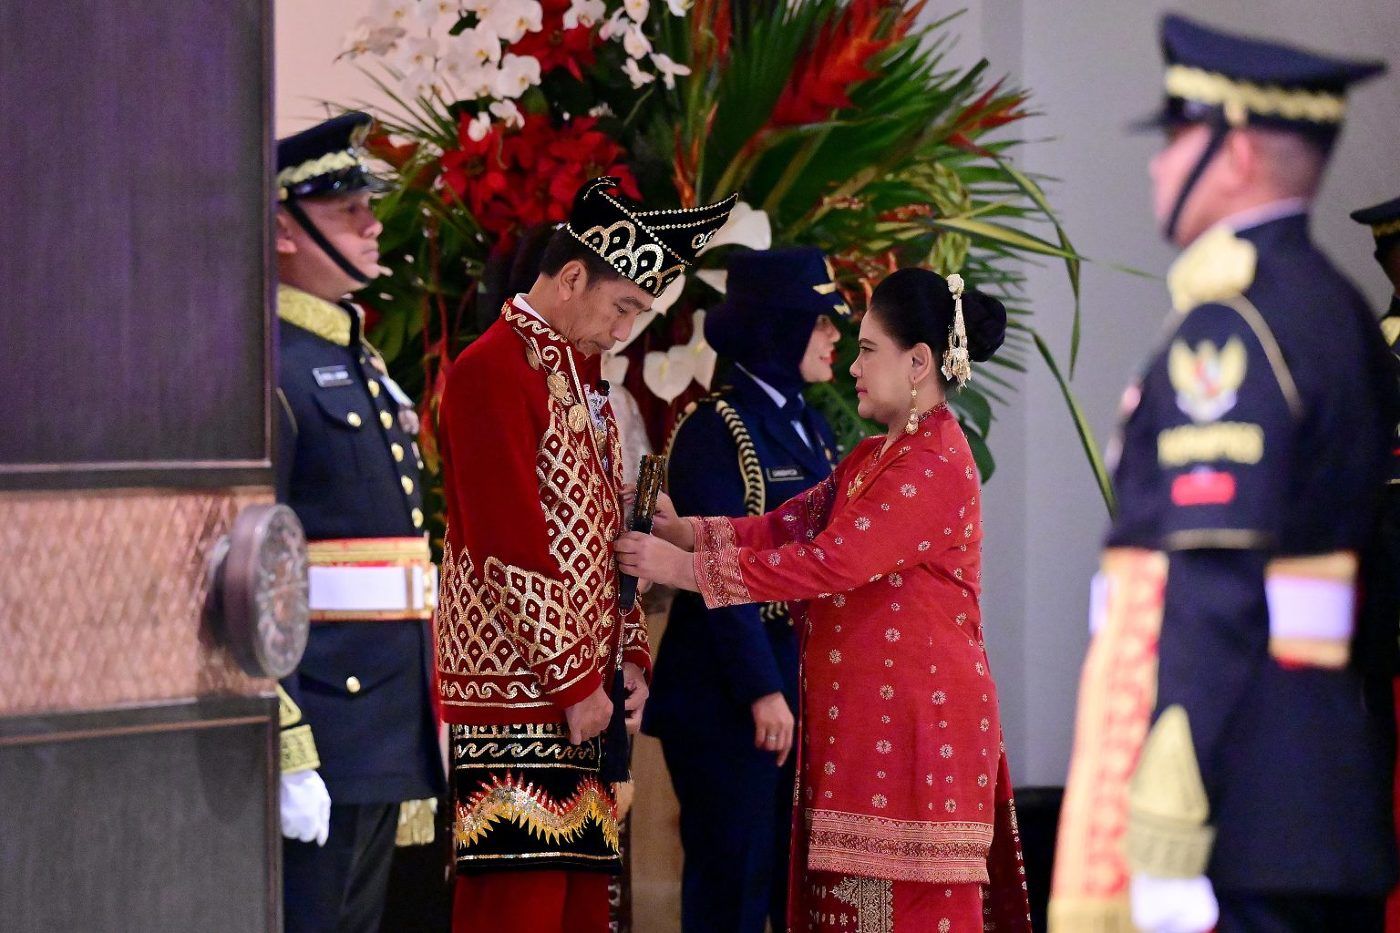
[
  {"x1": 313, "y1": 365, "x2": 353, "y2": 388},
  {"x1": 765, "y1": 466, "x2": 803, "y2": 482}
]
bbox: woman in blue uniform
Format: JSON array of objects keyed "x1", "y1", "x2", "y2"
[{"x1": 643, "y1": 247, "x2": 847, "y2": 933}]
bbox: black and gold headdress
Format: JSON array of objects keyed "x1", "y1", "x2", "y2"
[{"x1": 564, "y1": 177, "x2": 737, "y2": 298}]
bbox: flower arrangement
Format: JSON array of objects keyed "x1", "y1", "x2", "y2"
[{"x1": 334, "y1": 0, "x2": 1114, "y2": 529}]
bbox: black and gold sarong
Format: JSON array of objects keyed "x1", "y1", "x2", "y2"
[{"x1": 450, "y1": 723, "x2": 621, "y2": 874}]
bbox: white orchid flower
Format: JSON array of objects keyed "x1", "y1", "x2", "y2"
[
  {"x1": 693, "y1": 269, "x2": 729, "y2": 294},
  {"x1": 665, "y1": 0, "x2": 691, "y2": 14},
  {"x1": 564, "y1": 0, "x2": 607, "y2": 29},
  {"x1": 621, "y1": 56, "x2": 655, "y2": 88},
  {"x1": 369, "y1": 0, "x2": 417, "y2": 27},
  {"x1": 622, "y1": 24, "x2": 653, "y2": 59},
  {"x1": 343, "y1": 18, "x2": 405, "y2": 57},
  {"x1": 415, "y1": 0, "x2": 459, "y2": 26},
  {"x1": 489, "y1": 99, "x2": 525, "y2": 129},
  {"x1": 601, "y1": 352, "x2": 630, "y2": 388},
  {"x1": 643, "y1": 346, "x2": 697, "y2": 402},
  {"x1": 464, "y1": 112, "x2": 493, "y2": 142},
  {"x1": 649, "y1": 52, "x2": 691, "y2": 89},
  {"x1": 482, "y1": 0, "x2": 543, "y2": 44},
  {"x1": 402, "y1": 68, "x2": 448, "y2": 101},
  {"x1": 397, "y1": 35, "x2": 440, "y2": 72},
  {"x1": 450, "y1": 24, "x2": 501, "y2": 66},
  {"x1": 598, "y1": 9, "x2": 629, "y2": 40},
  {"x1": 454, "y1": 63, "x2": 497, "y2": 100},
  {"x1": 623, "y1": 0, "x2": 650, "y2": 23},
  {"x1": 701, "y1": 201, "x2": 772, "y2": 253},
  {"x1": 684, "y1": 309, "x2": 718, "y2": 389},
  {"x1": 494, "y1": 53, "x2": 543, "y2": 99}
]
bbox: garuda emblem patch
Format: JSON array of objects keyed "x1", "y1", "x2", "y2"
[{"x1": 1168, "y1": 336, "x2": 1246, "y2": 423}]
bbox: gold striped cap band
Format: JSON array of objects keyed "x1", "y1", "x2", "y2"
[
  {"x1": 308, "y1": 535, "x2": 431, "y2": 566},
  {"x1": 1164, "y1": 64, "x2": 1347, "y2": 125},
  {"x1": 1371, "y1": 218, "x2": 1400, "y2": 239}
]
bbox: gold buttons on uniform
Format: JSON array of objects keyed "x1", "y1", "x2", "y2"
[
  {"x1": 412, "y1": 508, "x2": 424, "y2": 529},
  {"x1": 380, "y1": 411, "x2": 393, "y2": 429},
  {"x1": 391, "y1": 443, "x2": 405, "y2": 462},
  {"x1": 346, "y1": 676, "x2": 361, "y2": 694},
  {"x1": 401, "y1": 476, "x2": 414, "y2": 495},
  {"x1": 346, "y1": 412, "x2": 362, "y2": 428},
  {"x1": 368, "y1": 380, "x2": 380, "y2": 398}
]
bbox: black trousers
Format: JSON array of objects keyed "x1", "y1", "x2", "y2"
[
  {"x1": 1216, "y1": 890, "x2": 1385, "y2": 933},
  {"x1": 662, "y1": 726, "x2": 795, "y2": 933},
  {"x1": 284, "y1": 802, "x2": 398, "y2": 933}
]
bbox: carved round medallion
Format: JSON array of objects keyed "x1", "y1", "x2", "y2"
[{"x1": 208, "y1": 504, "x2": 309, "y2": 678}]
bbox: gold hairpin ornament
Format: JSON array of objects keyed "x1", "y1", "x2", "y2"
[{"x1": 941, "y1": 273, "x2": 972, "y2": 388}]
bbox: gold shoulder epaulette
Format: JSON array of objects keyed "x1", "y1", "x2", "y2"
[
  {"x1": 1166, "y1": 225, "x2": 1258, "y2": 313},
  {"x1": 278, "y1": 284, "x2": 352, "y2": 347}
]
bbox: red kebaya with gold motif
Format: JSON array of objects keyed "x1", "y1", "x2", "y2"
[{"x1": 689, "y1": 404, "x2": 1030, "y2": 932}]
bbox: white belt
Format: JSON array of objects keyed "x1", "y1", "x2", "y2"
[
  {"x1": 306, "y1": 537, "x2": 437, "y2": 622},
  {"x1": 1265, "y1": 552, "x2": 1357, "y2": 669}
]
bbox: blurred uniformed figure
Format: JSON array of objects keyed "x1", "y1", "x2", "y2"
[
  {"x1": 1051, "y1": 16, "x2": 1399, "y2": 933},
  {"x1": 643, "y1": 247, "x2": 845, "y2": 933},
  {"x1": 1352, "y1": 195, "x2": 1400, "y2": 933},
  {"x1": 273, "y1": 112, "x2": 445, "y2": 933}
]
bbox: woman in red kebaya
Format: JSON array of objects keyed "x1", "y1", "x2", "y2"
[{"x1": 617, "y1": 268, "x2": 1030, "y2": 933}]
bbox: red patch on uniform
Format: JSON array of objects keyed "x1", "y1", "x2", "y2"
[{"x1": 1172, "y1": 470, "x2": 1236, "y2": 506}]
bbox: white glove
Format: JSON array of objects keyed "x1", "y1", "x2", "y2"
[
  {"x1": 1130, "y1": 873, "x2": 1218, "y2": 933},
  {"x1": 280, "y1": 770, "x2": 331, "y2": 846}
]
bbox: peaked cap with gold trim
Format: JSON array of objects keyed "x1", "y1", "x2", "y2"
[
  {"x1": 1135, "y1": 14, "x2": 1385, "y2": 145},
  {"x1": 276, "y1": 111, "x2": 390, "y2": 202},
  {"x1": 564, "y1": 176, "x2": 737, "y2": 298},
  {"x1": 1351, "y1": 196, "x2": 1400, "y2": 254}
]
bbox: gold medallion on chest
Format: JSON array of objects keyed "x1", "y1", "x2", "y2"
[
  {"x1": 546, "y1": 371, "x2": 571, "y2": 402},
  {"x1": 568, "y1": 404, "x2": 590, "y2": 433}
]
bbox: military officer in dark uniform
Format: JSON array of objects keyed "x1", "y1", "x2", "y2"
[
  {"x1": 1352, "y1": 195, "x2": 1400, "y2": 933},
  {"x1": 273, "y1": 112, "x2": 445, "y2": 933},
  {"x1": 1058, "y1": 16, "x2": 1399, "y2": 933},
  {"x1": 1351, "y1": 194, "x2": 1400, "y2": 486},
  {"x1": 643, "y1": 247, "x2": 846, "y2": 933}
]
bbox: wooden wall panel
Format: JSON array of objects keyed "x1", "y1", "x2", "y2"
[
  {"x1": 0, "y1": 0, "x2": 273, "y2": 490},
  {"x1": 0, "y1": 698, "x2": 279, "y2": 933}
]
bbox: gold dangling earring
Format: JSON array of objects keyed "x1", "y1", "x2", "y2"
[{"x1": 905, "y1": 386, "x2": 919, "y2": 435}]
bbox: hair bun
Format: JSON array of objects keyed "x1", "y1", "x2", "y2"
[{"x1": 961, "y1": 288, "x2": 1006, "y2": 362}]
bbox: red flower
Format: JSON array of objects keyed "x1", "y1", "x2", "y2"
[
  {"x1": 435, "y1": 111, "x2": 641, "y2": 243},
  {"x1": 771, "y1": 0, "x2": 923, "y2": 126},
  {"x1": 946, "y1": 79, "x2": 1029, "y2": 153},
  {"x1": 508, "y1": 0, "x2": 599, "y2": 80},
  {"x1": 364, "y1": 128, "x2": 419, "y2": 171}
]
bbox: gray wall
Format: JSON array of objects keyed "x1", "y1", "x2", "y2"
[{"x1": 938, "y1": 0, "x2": 1400, "y2": 786}]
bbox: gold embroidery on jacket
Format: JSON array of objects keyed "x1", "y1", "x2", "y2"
[
  {"x1": 437, "y1": 306, "x2": 648, "y2": 707},
  {"x1": 437, "y1": 536, "x2": 549, "y2": 709}
]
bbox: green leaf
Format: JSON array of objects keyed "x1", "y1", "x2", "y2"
[
  {"x1": 950, "y1": 385, "x2": 993, "y2": 437},
  {"x1": 1029, "y1": 328, "x2": 1117, "y2": 515},
  {"x1": 962, "y1": 422, "x2": 997, "y2": 483},
  {"x1": 930, "y1": 217, "x2": 1078, "y2": 259}
]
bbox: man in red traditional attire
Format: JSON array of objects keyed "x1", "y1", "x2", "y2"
[{"x1": 434, "y1": 176, "x2": 735, "y2": 933}]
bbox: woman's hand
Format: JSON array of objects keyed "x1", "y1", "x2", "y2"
[{"x1": 614, "y1": 531, "x2": 697, "y2": 592}]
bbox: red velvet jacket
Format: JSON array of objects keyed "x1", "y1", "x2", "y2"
[{"x1": 435, "y1": 301, "x2": 651, "y2": 725}]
